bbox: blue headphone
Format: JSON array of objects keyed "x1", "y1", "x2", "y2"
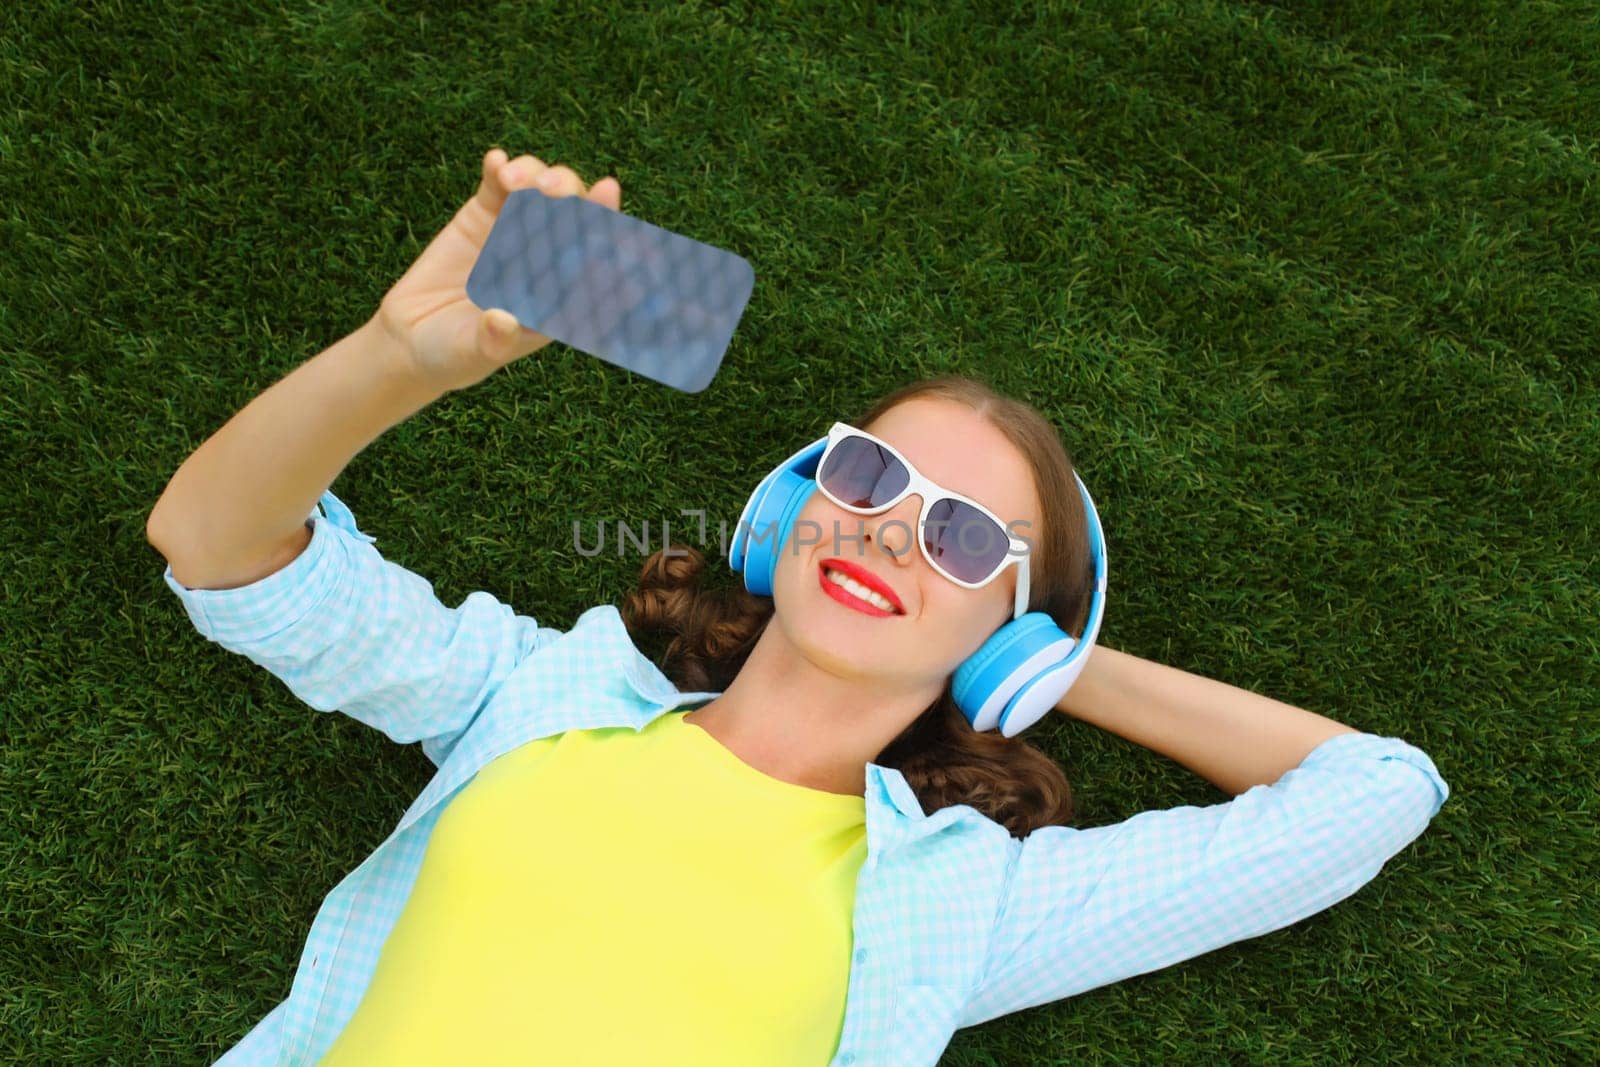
[{"x1": 727, "y1": 432, "x2": 1108, "y2": 737}]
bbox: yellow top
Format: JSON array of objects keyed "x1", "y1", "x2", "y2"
[{"x1": 318, "y1": 707, "x2": 869, "y2": 1066}]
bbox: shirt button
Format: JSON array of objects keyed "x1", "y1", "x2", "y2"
[
  {"x1": 853, "y1": 948, "x2": 868, "y2": 964},
  {"x1": 839, "y1": 1054, "x2": 855, "y2": 1065}
]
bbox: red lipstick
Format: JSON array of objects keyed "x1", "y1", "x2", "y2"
[{"x1": 818, "y1": 557, "x2": 904, "y2": 615}]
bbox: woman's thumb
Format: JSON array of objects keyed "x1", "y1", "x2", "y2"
[
  {"x1": 480, "y1": 307, "x2": 523, "y2": 355},
  {"x1": 486, "y1": 306, "x2": 519, "y2": 337}
]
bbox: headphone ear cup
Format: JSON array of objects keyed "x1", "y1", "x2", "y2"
[
  {"x1": 952, "y1": 614, "x2": 1079, "y2": 735},
  {"x1": 729, "y1": 468, "x2": 782, "y2": 574},
  {"x1": 731, "y1": 437, "x2": 828, "y2": 593},
  {"x1": 747, "y1": 477, "x2": 817, "y2": 596},
  {"x1": 954, "y1": 468, "x2": 1110, "y2": 735}
]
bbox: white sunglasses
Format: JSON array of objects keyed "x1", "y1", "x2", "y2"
[{"x1": 814, "y1": 421, "x2": 1033, "y2": 620}]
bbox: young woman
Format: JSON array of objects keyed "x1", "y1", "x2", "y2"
[{"x1": 147, "y1": 148, "x2": 1450, "y2": 1067}]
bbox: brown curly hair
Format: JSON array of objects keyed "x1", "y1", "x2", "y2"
[{"x1": 619, "y1": 373, "x2": 1097, "y2": 838}]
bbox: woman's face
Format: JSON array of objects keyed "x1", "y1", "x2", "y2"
[{"x1": 770, "y1": 396, "x2": 1042, "y2": 694}]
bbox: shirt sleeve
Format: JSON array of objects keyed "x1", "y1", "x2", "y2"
[
  {"x1": 957, "y1": 730, "x2": 1451, "y2": 1028},
  {"x1": 160, "y1": 488, "x2": 567, "y2": 766}
]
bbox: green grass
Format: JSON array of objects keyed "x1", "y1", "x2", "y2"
[{"x1": 3, "y1": 0, "x2": 1595, "y2": 1062}]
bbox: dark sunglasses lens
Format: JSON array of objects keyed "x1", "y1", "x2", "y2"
[
  {"x1": 925, "y1": 499, "x2": 1009, "y2": 583},
  {"x1": 819, "y1": 435, "x2": 909, "y2": 509}
]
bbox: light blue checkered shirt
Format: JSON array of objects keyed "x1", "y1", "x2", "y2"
[{"x1": 161, "y1": 488, "x2": 1450, "y2": 1067}]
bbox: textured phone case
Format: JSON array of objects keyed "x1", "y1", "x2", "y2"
[{"x1": 466, "y1": 190, "x2": 755, "y2": 393}]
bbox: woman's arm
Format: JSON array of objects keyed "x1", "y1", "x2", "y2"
[
  {"x1": 1056, "y1": 645, "x2": 1360, "y2": 796},
  {"x1": 146, "y1": 316, "x2": 444, "y2": 589},
  {"x1": 147, "y1": 148, "x2": 622, "y2": 589}
]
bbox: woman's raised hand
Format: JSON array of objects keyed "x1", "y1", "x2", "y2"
[{"x1": 374, "y1": 147, "x2": 624, "y2": 395}]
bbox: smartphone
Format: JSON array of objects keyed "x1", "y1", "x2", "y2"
[{"x1": 466, "y1": 189, "x2": 755, "y2": 393}]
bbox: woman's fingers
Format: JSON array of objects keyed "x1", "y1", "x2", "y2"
[
  {"x1": 476, "y1": 148, "x2": 622, "y2": 213},
  {"x1": 474, "y1": 147, "x2": 512, "y2": 211},
  {"x1": 496, "y1": 153, "x2": 552, "y2": 195},
  {"x1": 519, "y1": 163, "x2": 621, "y2": 208},
  {"x1": 587, "y1": 175, "x2": 623, "y2": 212},
  {"x1": 529, "y1": 164, "x2": 580, "y2": 195},
  {"x1": 474, "y1": 148, "x2": 552, "y2": 212}
]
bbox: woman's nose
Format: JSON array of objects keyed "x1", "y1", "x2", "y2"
[{"x1": 869, "y1": 494, "x2": 924, "y2": 565}]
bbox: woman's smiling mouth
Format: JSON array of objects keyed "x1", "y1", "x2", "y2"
[{"x1": 818, "y1": 560, "x2": 904, "y2": 617}]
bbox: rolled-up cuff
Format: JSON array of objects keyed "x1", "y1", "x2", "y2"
[
  {"x1": 161, "y1": 489, "x2": 378, "y2": 649},
  {"x1": 1299, "y1": 730, "x2": 1451, "y2": 816}
]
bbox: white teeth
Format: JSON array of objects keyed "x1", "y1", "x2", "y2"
[{"x1": 824, "y1": 567, "x2": 896, "y2": 613}]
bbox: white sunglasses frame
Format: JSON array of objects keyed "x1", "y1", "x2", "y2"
[{"x1": 814, "y1": 421, "x2": 1033, "y2": 621}]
